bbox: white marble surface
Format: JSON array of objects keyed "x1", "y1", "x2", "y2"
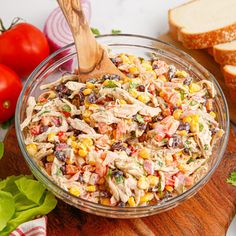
[{"x1": 0, "y1": 0, "x2": 235, "y2": 235}]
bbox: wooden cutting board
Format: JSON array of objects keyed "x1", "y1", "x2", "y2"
[{"x1": 1, "y1": 33, "x2": 236, "y2": 236}]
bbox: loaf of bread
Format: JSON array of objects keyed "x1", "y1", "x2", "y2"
[{"x1": 169, "y1": 0, "x2": 236, "y2": 49}]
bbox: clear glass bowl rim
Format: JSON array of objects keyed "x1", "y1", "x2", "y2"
[{"x1": 15, "y1": 34, "x2": 230, "y2": 214}]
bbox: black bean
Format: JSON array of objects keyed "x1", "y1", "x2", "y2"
[
  {"x1": 184, "y1": 148, "x2": 190, "y2": 154},
  {"x1": 40, "y1": 125, "x2": 48, "y2": 133},
  {"x1": 152, "y1": 115, "x2": 163, "y2": 122},
  {"x1": 88, "y1": 93, "x2": 97, "y2": 104},
  {"x1": 137, "y1": 85, "x2": 145, "y2": 92},
  {"x1": 78, "y1": 88, "x2": 85, "y2": 102},
  {"x1": 111, "y1": 141, "x2": 126, "y2": 151},
  {"x1": 118, "y1": 202, "x2": 126, "y2": 207},
  {"x1": 102, "y1": 74, "x2": 120, "y2": 81},
  {"x1": 100, "y1": 191, "x2": 110, "y2": 198},
  {"x1": 60, "y1": 164, "x2": 66, "y2": 175},
  {"x1": 87, "y1": 78, "x2": 97, "y2": 84},
  {"x1": 55, "y1": 151, "x2": 66, "y2": 162},
  {"x1": 138, "y1": 123, "x2": 147, "y2": 131},
  {"x1": 112, "y1": 170, "x2": 124, "y2": 177},
  {"x1": 152, "y1": 61, "x2": 159, "y2": 69},
  {"x1": 55, "y1": 84, "x2": 71, "y2": 96},
  {"x1": 168, "y1": 65, "x2": 176, "y2": 80},
  {"x1": 168, "y1": 134, "x2": 182, "y2": 148},
  {"x1": 183, "y1": 77, "x2": 193, "y2": 86},
  {"x1": 77, "y1": 174, "x2": 84, "y2": 183},
  {"x1": 210, "y1": 127, "x2": 217, "y2": 135},
  {"x1": 178, "y1": 122, "x2": 190, "y2": 132}
]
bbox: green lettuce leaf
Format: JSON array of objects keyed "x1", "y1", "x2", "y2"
[
  {"x1": 0, "y1": 191, "x2": 15, "y2": 231},
  {"x1": 227, "y1": 171, "x2": 236, "y2": 186},
  {"x1": 0, "y1": 142, "x2": 4, "y2": 160}
]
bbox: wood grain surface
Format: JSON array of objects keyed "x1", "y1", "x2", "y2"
[
  {"x1": 1, "y1": 33, "x2": 236, "y2": 236},
  {"x1": 1, "y1": 125, "x2": 236, "y2": 236}
]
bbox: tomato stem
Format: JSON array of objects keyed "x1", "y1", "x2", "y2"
[{"x1": 0, "y1": 17, "x2": 24, "y2": 33}]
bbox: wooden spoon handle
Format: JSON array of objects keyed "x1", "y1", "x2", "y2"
[{"x1": 57, "y1": 0, "x2": 104, "y2": 74}]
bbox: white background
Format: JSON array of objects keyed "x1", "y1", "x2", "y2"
[{"x1": 0, "y1": 0, "x2": 235, "y2": 234}]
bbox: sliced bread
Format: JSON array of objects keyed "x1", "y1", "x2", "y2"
[
  {"x1": 211, "y1": 40, "x2": 236, "y2": 65},
  {"x1": 169, "y1": 0, "x2": 236, "y2": 49},
  {"x1": 222, "y1": 65, "x2": 236, "y2": 84}
]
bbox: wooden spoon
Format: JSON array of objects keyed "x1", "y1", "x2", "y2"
[{"x1": 57, "y1": 0, "x2": 126, "y2": 82}]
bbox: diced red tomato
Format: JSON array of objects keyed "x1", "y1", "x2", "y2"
[
  {"x1": 95, "y1": 162, "x2": 107, "y2": 177},
  {"x1": 66, "y1": 164, "x2": 79, "y2": 175},
  {"x1": 63, "y1": 111, "x2": 71, "y2": 117},
  {"x1": 30, "y1": 125, "x2": 41, "y2": 135}
]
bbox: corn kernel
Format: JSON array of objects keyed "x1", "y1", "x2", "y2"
[
  {"x1": 86, "y1": 82, "x2": 95, "y2": 89},
  {"x1": 190, "y1": 120, "x2": 199, "y2": 133},
  {"x1": 88, "y1": 104, "x2": 99, "y2": 110},
  {"x1": 83, "y1": 109, "x2": 92, "y2": 118},
  {"x1": 26, "y1": 144, "x2": 38, "y2": 156},
  {"x1": 47, "y1": 133, "x2": 56, "y2": 142},
  {"x1": 119, "y1": 99, "x2": 127, "y2": 105},
  {"x1": 128, "y1": 197, "x2": 136, "y2": 207},
  {"x1": 129, "y1": 66, "x2": 138, "y2": 74},
  {"x1": 82, "y1": 137, "x2": 93, "y2": 147},
  {"x1": 173, "y1": 109, "x2": 182, "y2": 120},
  {"x1": 46, "y1": 154, "x2": 55, "y2": 162},
  {"x1": 183, "y1": 116, "x2": 192, "y2": 123},
  {"x1": 192, "y1": 114, "x2": 199, "y2": 122},
  {"x1": 84, "y1": 99, "x2": 91, "y2": 108},
  {"x1": 138, "y1": 176, "x2": 149, "y2": 190},
  {"x1": 78, "y1": 142, "x2": 87, "y2": 150},
  {"x1": 69, "y1": 187, "x2": 81, "y2": 196},
  {"x1": 84, "y1": 117, "x2": 91, "y2": 123},
  {"x1": 147, "y1": 175, "x2": 159, "y2": 186},
  {"x1": 142, "y1": 62, "x2": 152, "y2": 71},
  {"x1": 129, "y1": 89, "x2": 138, "y2": 98},
  {"x1": 178, "y1": 163, "x2": 187, "y2": 173},
  {"x1": 137, "y1": 94, "x2": 150, "y2": 104},
  {"x1": 166, "y1": 186, "x2": 174, "y2": 192},
  {"x1": 159, "y1": 75, "x2": 167, "y2": 82},
  {"x1": 71, "y1": 141, "x2": 79, "y2": 149},
  {"x1": 150, "y1": 71, "x2": 157, "y2": 79},
  {"x1": 176, "y1": 70, "x2": 188, "y2": 78},
  {"x1": 189, "y1": 83, "x2": 201, "y2": 93},
  {"x1": 73, "y1": 148, "x2": 78, "y2": 155},
  {"x1": 128, "y1": 55, "x2": 135, "y2": 62},
  {"x1": 70, "y1": 135, "x2": 76, "y2": 141},
  {"x1": 139, "y1": 148, "x2": 150, "y2": 159},
  {"x1": 86, "y1": 185, "x2": 96, "y2": 192},
  {"x1": 140, "y1": 193, "x2": 154, "y2": 203},
  {"x1": 48, "y1": 91, "x2": 57, "y2": 99},
  {"x1": 79, "y1": 149, "x2": 88, "y2": 157},
  {"x1": 159, "y1": 91, "x2": 165, "y2": 97},
  {"x1": 121, "y1": 54, "x2": 130, "y2": 64},
  {"x1": 177, "y1": 130, "x2": 188, "y2": 136},
  {"x1": 100, "y1": 198, "x2": 110, "y2": 206},
  {"x1": 83, "y1": 88, "x2": 92, "y2": 95},
  {"x1": 209, "y1": 111, "x2": 216, "y2": 118}
]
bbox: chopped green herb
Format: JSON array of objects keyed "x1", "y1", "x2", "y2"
[
  {"x1": 185, "y1": 140, "x2": 191, "y2": 145},
  {"x1": 0, "y1": 142, "x2": 4, "y2": 160},
  {"x1": 180, "y1": 89, "x2": 186, "y2": 100},
  {"x1": 190, "y1": 100, "x2": 198, "y2": 106},
  {"x1": 129, "y1": 82, "x2": 138, "y2": 89},
  {"x1": 91, "y1": 27, "x2": 100, "y2": 36},
  {"x1": 187, "y1": 158, "x2": 194, "y2": 164},
  {"x1": 162, "y1": 138, "x2": 168, "y2": 144},
  {"x1": 62, "y1": 104, "x2": 71, "y2": 113},
  {"x1": 199, "y1": 123, "x2": 204, "y2": 132},
  {"x1": 204, "y1": 144, "x2": 209, "y2": 150},
  {"x1": 111, "y1": 29, "x2": 121, "y2": 34},
  {"x1": 107, "y1": 168, "x2": 113, "y2": 177},
  {"x1": 104, "y1": 80, "x2": 118, "y2": 88},
  {"x1": 226, "y1": 171, "x2": 236, "y2": 186},
  {"x1": 158, "y1": 160, "x2": 163, "y2": 167},
  {"x1": 136, "y1": 114, "x2": 145, "y2": 124},
  {"x1": 115, "y1": 175, "x2": 124, "y2": 184},
  {"x1": 56, "y1": 168, "x2": 62, "y2": 176}
]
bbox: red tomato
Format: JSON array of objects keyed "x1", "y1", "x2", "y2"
[
  {"x1": 0, "y1": 22, "x2": 49, "y2": 77},
  {"x1": 0, "y1": 64, "x2": 22, "y2": 123}
]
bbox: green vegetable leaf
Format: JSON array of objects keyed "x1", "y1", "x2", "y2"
[
  {"x1": 204, "y1": 144, "x2": 209, "y2": 150},
  {"x1": 199, "y1": 123, "x2": 204, "y2": 132},
  {"x1": 0, "y1": 142, "x2": 4, "y2": 160},
  {"x1": 62, "y1": 104, "x2": 71, "y2": 113},
  {"x1": 129, "y1": 82, "x2": 138, "y2": 89},
  {"x1": 190, "y1": 100, "x2": 198, "y2": 106},
  {"x1": 111, "y1": 29, "x2": 121, "y2": 34},
  {"x1": 104, "y1": 80, "x2": 118, "y2": 88},
  {"x1": 0, "y1": 191, "x2": 15, "y2": 231},
  {"x1": 136, "y1": 114, "x2": 145, "y2": 124},
  {"x1": 226, "y1": 171, "x2": 236, "y2": 186},
  {"x1": 107, "y1": 168, "x2": 113, "y2": 177},
  {"x1": 15, "y1": 177, "x2": 46, "y2": 205},
  {"x1": 115, "y1": 175, "x2": 124, "y2": 184},
  {"x1": 91, "y1": 27, "x2": 100, "y2": 36}
]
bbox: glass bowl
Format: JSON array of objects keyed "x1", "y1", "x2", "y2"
[{"x1": 15, "y1": 34, "x2": 229, "y2": 218}]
